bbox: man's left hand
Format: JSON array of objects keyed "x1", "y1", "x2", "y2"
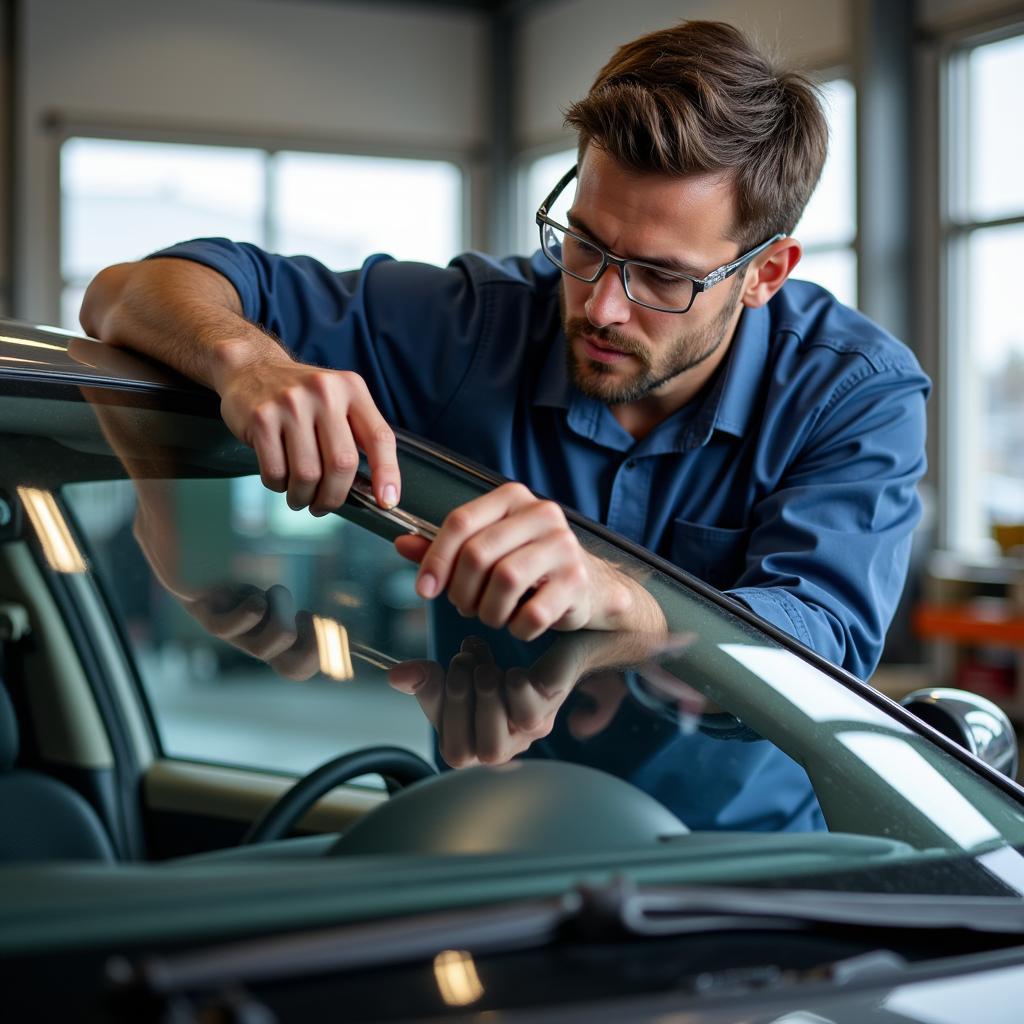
[{"x1": 393, "y1": 482, "x2": 664, "y2": 640}]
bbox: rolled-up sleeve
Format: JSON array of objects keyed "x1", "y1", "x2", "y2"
[
  {"x1": 728, "y1": 361, "x2": 929, "y2": 680},
  {"x1": 148, "y1": 239, "x2": 488, "y2": 435}
]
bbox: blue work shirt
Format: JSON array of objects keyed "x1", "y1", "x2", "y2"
[{"x1": 153, "y1": 240, "x2": 930, "y2": 831}]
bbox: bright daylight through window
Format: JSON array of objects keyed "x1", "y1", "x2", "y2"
[
  {"x1": 946, "y1": 32, "x2": 1024, "y2": 553},
  {"x1": 60, "y1": 138, "x2": 463, "y2": 332}
]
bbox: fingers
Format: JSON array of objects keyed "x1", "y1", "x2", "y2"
[
  {"x1": 225, "y1": 364, "x2": 401, "y2": 514},
  {"x1": 567, "y1": 674, "x2": 627, "y2": 739},
  {"x1": 416, "y1": 486, "x2": 588, "y2": 641},
  {"x1": 475, "y1": 532, "x2": 580, "y2": 638},
  {"x1": 439, "y1": 652, "x2": 477, "y2": 768},
  {"x1": 393, "y1": 534, "x2": 430, "y2": 564},
  {"x1": 391, "y1": 639, "x2": 521, "y2": 768},
  {"x1": 189, "y1": 584, "x2": 268, "y2": 638},
  {"x1": 473, "y1": 662, "x2": 514, "y2": 764},
  {"x1": 346, "y1": 384, "x2": 400, "y2": 510},
  {"x1": 388, "y1": 659, "x2": 444, "y2": 727},
  {"x1": 268, "y1": 610, "x2": 320, "y2": 681},
  {"x1": 416, "y1": 483, "x2": 538, "y2": 599},
  {"x1": 445, "y1": 507, "x2": 570, "y2": 618}
]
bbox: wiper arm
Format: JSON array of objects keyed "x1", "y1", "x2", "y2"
[{"x1": 108, "y1": 878, "x2": 1024, "y2": 1002}]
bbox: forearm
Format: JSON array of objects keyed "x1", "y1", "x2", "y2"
[
  {"x1": 599, "y1": 560, "x2": 668, "y2": 636},
  {"x1": 80, "y1": 257, "x2": 291, "y2": 393}
]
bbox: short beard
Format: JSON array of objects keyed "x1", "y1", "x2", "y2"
[{"x1": 560, "y1": 275, "x2": 744, "y2": 405}]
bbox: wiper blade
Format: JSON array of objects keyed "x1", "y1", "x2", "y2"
[
  {"x1": 108, "y1": 878, "x2": 1024, "y2": 1000},
  {"x1": 593, "y1": 880, "x2": 1024, "y2": 938}
]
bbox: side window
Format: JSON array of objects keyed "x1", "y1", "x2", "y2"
[{"x1": 62, "y1": 476, "x2": 433, "y2": 775}]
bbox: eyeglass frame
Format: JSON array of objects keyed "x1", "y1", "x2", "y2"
[{"x1": 536, "y1": 164, "x2": 785, "y2": 314}]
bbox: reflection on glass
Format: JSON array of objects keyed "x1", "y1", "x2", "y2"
[
  {"x1": 839, "y1": 731, "x2": 1001, "y2": 850},
  {"x1": 719, "y1": 644, "x2": 896, "y2": 727},
  {"x1": 312, "y1": 615, "x2": 354, "y2": 682},
  {"x1": 17, "y1": 487, "x2": 88, "y2": 574},
  {"x1": 884, "y1": 960, "x2": 1024, "y2": 1024},
  {"x1": 0, "y1": 335, "x2": 66, "y2": 352},
  {"x1": 62, "y1": 475, "x2": 433, "y2": 775},
  {"x1": 975, "y1": 844, "x2": 1024, "y2": 896},
  {"x1": 433, "y1": 949, "x2": 484, "y2": 1007}
]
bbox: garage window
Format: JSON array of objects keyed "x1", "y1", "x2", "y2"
[
  {"x1": 60, "y1": 137, "x2": 464, "y2": 331},
  {"x1": 942, "y1": 31, "x2": 1024, "y2": 552}
]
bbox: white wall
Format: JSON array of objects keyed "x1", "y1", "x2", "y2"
[
  {"x1": 17, "y1": 0, "x2": 487, "y2": 320},
  {"x1": 515, "y1": 0, "x2": 851, "y2": 152}
]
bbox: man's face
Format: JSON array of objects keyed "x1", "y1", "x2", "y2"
[{"x1": 559, "y1": 147, "x2": 748, "y2": 406}]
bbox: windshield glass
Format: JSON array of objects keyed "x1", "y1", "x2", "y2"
[{"x1": 7, "y1": 384, "x2": 1024, "y2": 897}]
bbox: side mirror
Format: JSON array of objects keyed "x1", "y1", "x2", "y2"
[{"x1": 900, "y1": 688, "x2": 1019, "y2": 779}]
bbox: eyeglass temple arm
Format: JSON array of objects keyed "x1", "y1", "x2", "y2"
[
  {"x1": 537, "y1": 164, "x2": 579, "y2": 220},
  {"x1": 694, "y1": 233, "x2": 787, "y2": 292}
]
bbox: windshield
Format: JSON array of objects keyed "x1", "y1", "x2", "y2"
[{"x1": 6, "y1": 382, "x2": 1024, "y2": 899}]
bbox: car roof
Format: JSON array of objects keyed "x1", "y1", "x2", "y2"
[{"x1": 0, "y1": 317, "x2": 206, "y2": 396}]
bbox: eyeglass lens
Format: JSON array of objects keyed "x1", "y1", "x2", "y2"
[{"x1": 541, "y1": 222, "x2": 695, "y2": 312}]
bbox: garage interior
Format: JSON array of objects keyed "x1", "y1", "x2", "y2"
[{"x1": 1, "y1": 0, "x2": 1023, "y2": 775}]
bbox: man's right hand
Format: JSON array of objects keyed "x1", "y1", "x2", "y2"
[
  {"x1": 216, "y1": 356, "x2": 401, "y2": 515},
  {"x1": 81, "y1": 258, "x2": 400, "y2": 514}
]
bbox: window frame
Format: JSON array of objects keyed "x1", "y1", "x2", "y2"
[
  {"x1": 51, "y1": 120, "x2": 477, "y2": 329},
  {"x1": 935, "y1": 17, "x2": 1024, "y2": 554}
]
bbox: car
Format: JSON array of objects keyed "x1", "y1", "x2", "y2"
[{"x1": 2, "y1": 315, "x2": 1024, "y2": 1022}]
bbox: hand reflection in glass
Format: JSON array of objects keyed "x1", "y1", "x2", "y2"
[
  {"x1": 84, "y1": 392, "x2": 321, "y2": 681},
  {"x1": 388, "y1": 631, "x2": 695, "y2": 768}
]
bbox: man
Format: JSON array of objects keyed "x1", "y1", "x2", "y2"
[{"x1": 81, "y1": 21, "x2": 929, "y2": 827}]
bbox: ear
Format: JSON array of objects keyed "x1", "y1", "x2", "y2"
[{"x1": 740, "y1": 238, "x2": 802, "y2": 308}]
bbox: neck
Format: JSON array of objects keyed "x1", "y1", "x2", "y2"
[{"x1": 611, "y1": 325, "x2": 735, "y2": 441}]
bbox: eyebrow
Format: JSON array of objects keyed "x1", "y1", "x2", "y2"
[{"x1": 565, "y1": 211, "x2": 705, "y2": 278}]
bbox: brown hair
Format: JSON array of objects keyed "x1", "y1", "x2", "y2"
[{"x1": 564, "y1": 21, "x2": 828, "y2": 248}]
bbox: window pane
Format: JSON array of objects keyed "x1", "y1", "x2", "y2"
[
  {"x1": 520, "y1": 148, "x2": 576, "y2": 254},
  {"x1": 968, "y1": 35, "x2": 1024, "y2": 222},
  {"x1": 795, "y1": 247, "x2": 858, "y2": 308},
  {"x1": 61, "y1": 286, "x2": 86, "y2": 335},
  {"x1": 63, "y1": 476, "x2": 433, "y2": 776},
  {"x1": 272, "y1": 153, "x2": 462, "y2": 270},
  {"x1": 794, "y1": 79, "x2": 856, "y2": 248},
  {"x1": 966, "y1": 223, "x2": 1024, "y2": 539},
  {"x1": 61, "y1": 138, "x2": 265, "y2": 289}
]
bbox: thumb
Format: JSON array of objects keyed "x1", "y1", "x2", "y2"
[{"x1": 394, "y1": 533, "x2": 431, "y2": 563}]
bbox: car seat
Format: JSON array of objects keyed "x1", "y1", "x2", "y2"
[{"x1": 0, "y1": 679, "x2": 115, "y2": 863}]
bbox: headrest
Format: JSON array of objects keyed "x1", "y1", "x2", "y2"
[{"x1": 0, "y1": 682, "x2": 19, "y2": 771}]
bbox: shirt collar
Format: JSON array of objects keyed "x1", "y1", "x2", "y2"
[{"x1": 533, "y1": 304, "x2": 769, "y2": 452}]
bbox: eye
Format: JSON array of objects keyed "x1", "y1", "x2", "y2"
[
  {"x1": 650, "y1": 270, "x2": 683, "y2": 285},
  {"x1": 636, "y1": 266, "x2": 687, "y2": 288}
]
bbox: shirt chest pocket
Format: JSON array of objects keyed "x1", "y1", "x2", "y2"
[{"x1": 669, "y1": 518, "x2": 750, "y2": 591}]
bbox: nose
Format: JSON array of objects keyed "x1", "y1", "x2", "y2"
[{"x1": 584, "y1": 263, "x2": 631, "y2": 329}]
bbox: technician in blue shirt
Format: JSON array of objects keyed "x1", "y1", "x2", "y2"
[{"x1": 81, "y1": 21, "x2": 929, "y2": 828}]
